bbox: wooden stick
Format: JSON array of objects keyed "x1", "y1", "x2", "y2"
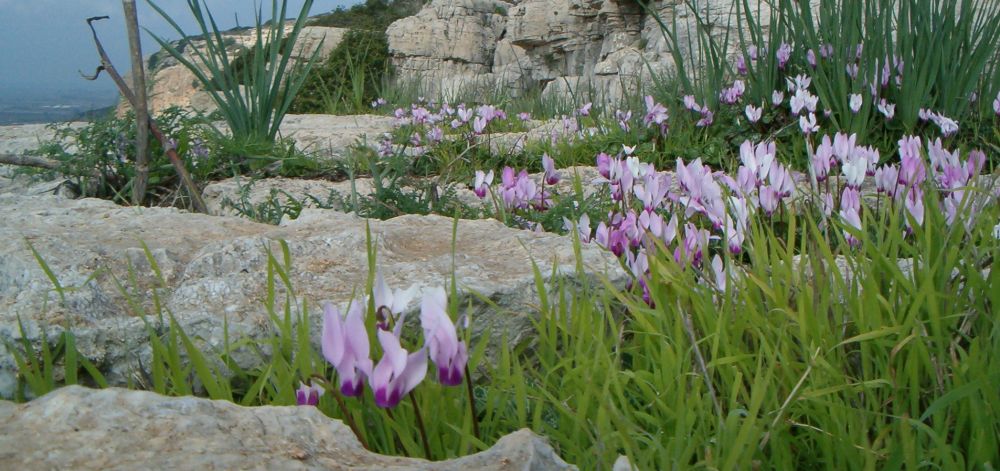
[
  {"x1": 123, "y1": 1, "x2": 150, "y2": 206},
  {"x1": 82, "y1": 16, "x2": 208, "y2": 214},
  {"x1": 0, "y1": 153, "x2": 98, "y2": 178}
]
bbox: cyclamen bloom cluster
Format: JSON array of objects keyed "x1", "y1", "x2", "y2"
[
  {"x1": 719, "y1": 80, "x2": 746, "y2": 105},
  {"x1": 497, "y1": 166, "x2": 552, "y2": 211},
  {"x1": 578, "y1": 139, "x2": 796, "y2": 302},
  {"x1": 319, "y1": 274, "x2": 468, "y2": 408}
]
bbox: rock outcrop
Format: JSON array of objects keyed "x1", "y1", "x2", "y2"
[
  {"x1": 386, "y1": 0, "x2": 798, "y2": 101},
  {"x1": 0, "y1": 191, "x2": 624, "y2": 398},
  {"x1": 0, "y1": 386, "x2": 577, "y2": 470}
]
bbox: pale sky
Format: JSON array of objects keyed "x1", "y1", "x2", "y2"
[{"x1": 0, "y1": 0, "x2": 360, "y2": 100}]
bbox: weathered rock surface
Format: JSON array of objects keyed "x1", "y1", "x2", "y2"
[
  {"x1": 0, "y1": 193, "x2": 625, "y2": 398},
  {"x1": 277, "y1": 114, "x2": 396, "y2": 157},
  {"x1": 0, "y1": 386, "x2": 577, "y2": 470},
  {"x1": 201, "y1": 175, "x2": 484, "y2": 218},
  {"x1": 387, "y1": 0, "x2": 815, "y2": 101},
  {"x1": 0, "y1": 122, "x2": 85, "y2": 155}
]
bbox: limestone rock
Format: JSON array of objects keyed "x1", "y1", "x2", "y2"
[
  {"x1": 386, "y1": 0, "x2": 512, "y2": 96},
  {"x1": 0, "y1": 386, "x2": 577, "y2": 470},
  {"x1": 201, "y1": 175, "x2": 485, "y2": 218},
  {"x1": 276, "y1": 114, "x2": 396, "y2": 157},
  {"x1": 386, "y1": 0, "x2": 819, "y2": 102},
  {"x1": 0, "y1": 122, "x2": 85, "y2": 155},
  {"x1": 0, "y1": 193, "x2": 625, "y2": 398}
]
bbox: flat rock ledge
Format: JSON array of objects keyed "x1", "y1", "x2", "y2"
[
  {"x1": 0, "y1": 386, "x2": 577, "y2": 470},
  {"x1": 0, "y1": 193, "x2": 625, "y2": 398}
]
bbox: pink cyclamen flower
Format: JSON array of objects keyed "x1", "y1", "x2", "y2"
[
  {"x1": 697, "y1": 109, "x2": 714, "y2": 127},
  {"x1": 322, "y1": 301, "x2": 373, "y2": 397},
  {"x1": 473, "y1": 170, "x2": 494, "y2": 198},
  {"x1": 577, "y1": 102, "x2": 593, "y2": 116},
  {"x1": 596, "y1": 152, "x2": 612, "y2": 179},
  {"x1": 518, "y1": 112, "x2": 532, "y2": 121},
  {"x1": 874, "y1": 165, "x2": 900, "y2": 197},
  {"x1": 799, "y1": 113, "x2": 819, "y2": 135},
  {"x1": 615, "y1": 110, "x2": 632, "y2": 132},
  {"x1": 457, "y1": 107, "x2": 474, "y2": 123},
  {"x1": 473, "y1": 116, "x2": 488, "y2": 134},
  {"x1": 643, "y1": 95, "x2": 669, "y2": 132},
  {"x1": 372, "y1": 272, "x2": 418, "y2": 331},
  {"x1": 683, "y1": 95, "x2": 701, "y2": 112},
  {"x1": 542, "y1": 153, "x2": 560, "y2": 185},
  {"x1": 833, "y1": 133, "x2": 856, "y2": 163},
  {"x1": 745, "y1": 104, "x2": 762, "y2": 123},
  {"x1": 564, "y1": 213, "x2": 592, "y2": 243},
  {"x1": 711, "y1": 255, "x2": 727, "y2": 292},
  {"x1": 419, "y1": 287, "x2": 468, "y2": 386},
  {"x1": 806, "y1": 49, "x2": 817, "y2": 68},
  {"x1": 904, "y1": 187, "x2": 925, "y2": 230},
  {"x1": 772, "y1": 91, "x2": 785, "y2": 107},
  {"x1": 295, "y1": 381, "x2": 324, "y2": 406},
  {"x1": 819, "y1": 43, "x2": 833, "y2": 58},
  {"x1": 928, "y1": 112, "x2": 959, "y2": 137},
  {"x1": 839, "y1": 188, "x2": 862, "y2": 247},
  {"x1": 371, "y1": 329, "x2": 427, "y2": 408},
  {"x1": 849, "y1": 94, "x2": 863, "y2": 114},
  {"x1": 842, "y1": 156, "x2": 867, "y2": 189},
  {"x1": 845, "y1": 63, "x2": 859, "y2": 79},
  {"x1": 897, "y1": 136, "x2": 926, "y2": 186},
  {"x1": 993, "y1": 91, "x2": 1000, "y2": 116},
  {"x1": 776, "y1": 43, "x2": 792, "y2": 69},
  {"x1": 426, "y1": 126, "x2": 443, "y2": 144},
  {"x1": 735, "y1": 55, "x2": 748, "y2": 75},
  {"x1": 877, "y1": 99, "x2": 895, "y2": 120},
  {"x1": 759, "y1": 185, "x2": 780, "y2": 216},
  {"x1": 812, "y1": 136, "x2": 833, "y2": 182},
  {"x1": 790, "y1": 89, "x2": 817, "y2": 115}
]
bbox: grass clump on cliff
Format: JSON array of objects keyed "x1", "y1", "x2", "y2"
[
  {"x1": 289, "y1": 0, "x2": 426, "y2": 114},
  {"x1": 308, "y1": 0, "x2": 425, "y2": 31},
  {"x1": 289, "y1": 29, "x2": 392, "y2": 114}
]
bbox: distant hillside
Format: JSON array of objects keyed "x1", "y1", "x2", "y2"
[{"x1": 0, "y1": 90, "x2": 118, "y2": 126}]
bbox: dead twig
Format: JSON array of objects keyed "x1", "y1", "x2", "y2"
[
  {"x1": 82, "y1": 16, "x2": 208, "y2": 213},
  {"x1": 0, "y1": 153, "x2": 100, "y2": 178}
]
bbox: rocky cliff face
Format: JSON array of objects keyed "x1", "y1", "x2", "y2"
[{"x1": 386, "y1": 0, "x2": 786, "y2": 101}]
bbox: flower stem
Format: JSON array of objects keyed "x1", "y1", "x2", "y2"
[
  {"x1": 311, "y1": 374, "x2": 369, "y2": 450},
  {"x1": 464, "y1": 364, "x2": 481, "y2": 441},
  {"x1": 409, "y1": 393, "x2": 433, "y2": 460}
]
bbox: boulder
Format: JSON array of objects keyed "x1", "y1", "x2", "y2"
[
  {"x1": 0, "y1": 193, "x2": 625, "y2": 398},
  {"x1": 0, "y1": 386, "x2": 577, "y2": 470}
]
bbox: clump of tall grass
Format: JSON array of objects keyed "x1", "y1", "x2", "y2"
[{"x1": 146, "y1": 0, "x2": 320, "y2": 146}]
